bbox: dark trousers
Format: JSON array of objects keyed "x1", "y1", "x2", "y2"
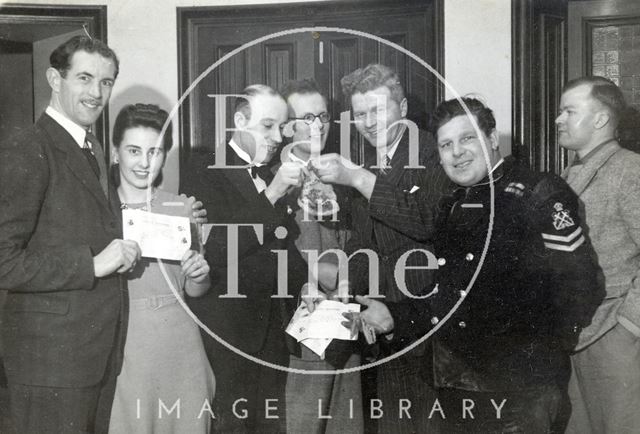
[
  {"x1": 204, "y1": 319, "x2": 289, "y2": 433},
  {"x1": 368, "y1": 353, "x2": 438, "y2": 434},
  {"x1": 8, "y1": 380, "x2": 118, "y2": 434},
  {"x1": 436, "y1": 385, "x2": 562, "y2": 434}
]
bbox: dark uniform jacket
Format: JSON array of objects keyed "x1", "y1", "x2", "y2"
[{"x1": 385, "y1": 156, "x2": 604, "y2": 392}]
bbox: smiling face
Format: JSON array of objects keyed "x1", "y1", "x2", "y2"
[
  {"x1": 235, "y1": 93, "x2": 288, "y2": 164},
  {"x1": 437, "y1": 115, "x2": 500, "y2": 187},
  {"x1": 287, "y1": 92, "x2": 330, "y2": 158},
  {"x1": 115, "y1": 127, "x2": 166, "y2": 193},
  {"x1": 48, "y1": 50, "x2": 116, "y2": 128},
  {"x1": 351, "y1": 86, "x2": 407, "y2": 150}
]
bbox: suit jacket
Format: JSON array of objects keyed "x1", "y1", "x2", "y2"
[
  {"x1": 346, "y1": 129, "x2": 451, "y2": 303},
  {"x1": 562, "y1": 140, "x2": 640, "y2": 350},
  {"x1": 182, "y1": 151, "x2": 307, "y2": 355},
  {"x1": 0, "y1": 113, "x2": 123, "y2": 388}
]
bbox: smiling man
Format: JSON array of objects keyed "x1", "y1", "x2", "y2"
[
  {"x1": 311, "y1": 64, "x2": 450, "y2": 433},
  {"x1": 0, "y1": 36, "x2": 141, "y2": 433},
  {"x1": 354, "y1": 97, "x2": 604, "y2": 432},
  {"x1": 182, "y1": 84, "x2": 309, "y2": 432}
]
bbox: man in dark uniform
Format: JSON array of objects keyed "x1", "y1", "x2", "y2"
[{"x1": 352, "y1": 97, "x2": 605, "y2": 432}]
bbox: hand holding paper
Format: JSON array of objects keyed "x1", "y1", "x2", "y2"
[{"x1": 286, "y1": 300, "x2": 360, "y2": 357}]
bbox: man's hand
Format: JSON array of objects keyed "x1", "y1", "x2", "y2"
[
  {"x1": 355, "y1": 295, "x2": 394, "y2": 334},
  {"x1": 300, "y1": 282, "x2": 328, "y2": 313},
  {"x1": 93, "y1": 239, "x2": 141, "y2": 277},
  {"x1": 265, "y1": 162, "x2": 307, "y2": 205},
  {"x1": 179, "y1": 194, "x2": 208, "y2": 224},
  {"x1": 311, "y1": 154, "x2": 376, "y2": 199}
]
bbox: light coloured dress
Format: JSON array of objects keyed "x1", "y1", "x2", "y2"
[{"x1": 109, "y1": 190, "x2": 215, "y2": 434}]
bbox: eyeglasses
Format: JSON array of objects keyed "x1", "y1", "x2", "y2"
[{"x1": 289, "y1": 112, "x2": 331, "y2": 125}]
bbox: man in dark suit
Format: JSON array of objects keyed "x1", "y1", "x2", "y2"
[
  {"x1": 182, "y1": 84, "x2": 308, "y2": 433},
  {"x1": 0, "y1": 36, "x2": 140, "y2": 433},
  {"x1": 313, "y1": 64, "x2": 450, "y2": 433}
]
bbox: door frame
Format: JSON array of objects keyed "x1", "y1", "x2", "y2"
[{"x1": 0, "y1": 4, "x2": 110, "y2": 148}]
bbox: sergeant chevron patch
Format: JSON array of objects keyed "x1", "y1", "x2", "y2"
[{"x1": 542, "y1": 227, "x2": 585, "y2": 251}]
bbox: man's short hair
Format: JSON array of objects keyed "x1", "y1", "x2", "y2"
[
  {"x1": 563, "y1": 76, "x2": 627, "y2": 124},
  {"x1": 431, "y1": 97, "x2": 496, "y2": 138},
  {"x1": 50, "y1": 35, "x2": 119, "y2": 79},
  {"x1": 340, "y1": 64, "x2": 405, "y2": 104},
  {"x1": 280, "y1": 78, "x2": 326, "y2": 103},
  {"x1": 234, "y1": 84, "x2": 279, "y2": 120}
]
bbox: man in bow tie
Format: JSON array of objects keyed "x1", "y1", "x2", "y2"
[
  {"x1": 556, "y1": 76, "x2": 640, "y2": 434},
  {"x1": 182, "y1": 84, "x2": 309, "y2": 432}
]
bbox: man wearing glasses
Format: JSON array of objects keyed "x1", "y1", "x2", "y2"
[
  {"x1": 312, "y1": 64, "x2": 450, "y2": 433},
  {"x1": 279, "y1": 79, "x2": 363, "y2": 433}
]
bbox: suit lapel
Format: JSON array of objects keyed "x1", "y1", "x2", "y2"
[
  {"x1": 562, "y1": 141, "x2": 622, "y2": 196},
  {"x1": 222, "y1": 168, "x2": 262, "y2": 204},
  {"x1": 38, "y1": 114, "x2": 111, "y2": 210}
]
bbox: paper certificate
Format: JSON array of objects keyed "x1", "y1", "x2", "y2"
[
  {"x1": 286, "y1": 300, "x2": 360, "y2": 357},
  {"x1": 122, "y1": 209, "x2": 191, "y2": 261}
]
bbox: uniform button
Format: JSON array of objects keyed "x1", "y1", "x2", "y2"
[
  {"x1": 458, "y1": 321, "x2": 466, "y2": 328},
  {"x1": 287, "y1": 206, "x2": 293, "y2": 215},
  {"x1": 437, "y1": 257, "x2": 446, "y2": 266},
  {"x1": 465, "y1": 253, "x2": 474, "y2": 261},
  {"x1": 430, "y1": 316, "x2": 439, "y2": 325},
  {"x1": 459, "y1": 290, "x2": 467, "y2": 298}
]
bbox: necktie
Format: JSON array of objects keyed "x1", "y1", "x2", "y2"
[
  {"x1": 250, "y1": 165, "x2": 273, "y2": 182},
  {"x1": 82, "y1": 131, "x2": 109, "y2": 196},
  {"x1": 82, "y1": 132, "x2": 101, "y2": 178},
  {"x1": 377, "y1": 155, "x2": 392, "y2": 176}
]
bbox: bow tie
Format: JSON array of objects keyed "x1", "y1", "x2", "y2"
[{"x1": 250, "y1": 165, "x2": 272, "y2": 181}]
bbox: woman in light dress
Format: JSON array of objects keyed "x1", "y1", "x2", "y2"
[{"x1": 108, "y1": 104, "x2": 215, "y2": 434}]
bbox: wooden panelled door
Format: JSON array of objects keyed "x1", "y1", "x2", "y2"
[{"x1": 177, "y1": 0, "x2": 442, "y2": 185}]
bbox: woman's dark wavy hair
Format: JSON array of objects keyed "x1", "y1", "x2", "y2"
[
  {"x1": 430, "y1": 97, "x2": 496, "y2": 138},
  {"x1": 112, "y1": 104, "x2": 172, "y2": 152},
  {"x1": 111, "y1": 104, "x2": 172, "y2": 187}
]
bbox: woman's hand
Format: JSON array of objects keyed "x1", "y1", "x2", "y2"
[{"x1": 181, "y1": 250, "x2": 209, "y2": 283}]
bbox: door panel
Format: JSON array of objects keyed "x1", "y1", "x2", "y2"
[{"x1": 177, "y1": 0, "x2": 442, "y2": 181}]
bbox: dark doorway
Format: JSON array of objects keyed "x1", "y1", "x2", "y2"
[{"x1": 0, "y1": 5, "x2": 109, "y2": 147}]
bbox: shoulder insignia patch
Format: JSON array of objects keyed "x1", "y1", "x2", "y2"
[
  {"x1": 552, "y1": 202, "x2": 575, "y2": 230},
  {"x1": 504, "y1": 182, "x2": 525, "y2": 197}
]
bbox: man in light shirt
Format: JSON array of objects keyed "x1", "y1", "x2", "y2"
[{"x1": 0, "y1": 35, "x2": 140, "y2": 433}]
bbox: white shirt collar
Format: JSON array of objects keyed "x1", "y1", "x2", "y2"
[
  {"x1": 228, "y1": 139, "x2": 266, "y2": 167},
  {"x1": 45, "y1": 106, "x2": 88, "y2": 148},
  {"x1": 378, "y1": 124, "x2": 406, "y2": 162}
]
